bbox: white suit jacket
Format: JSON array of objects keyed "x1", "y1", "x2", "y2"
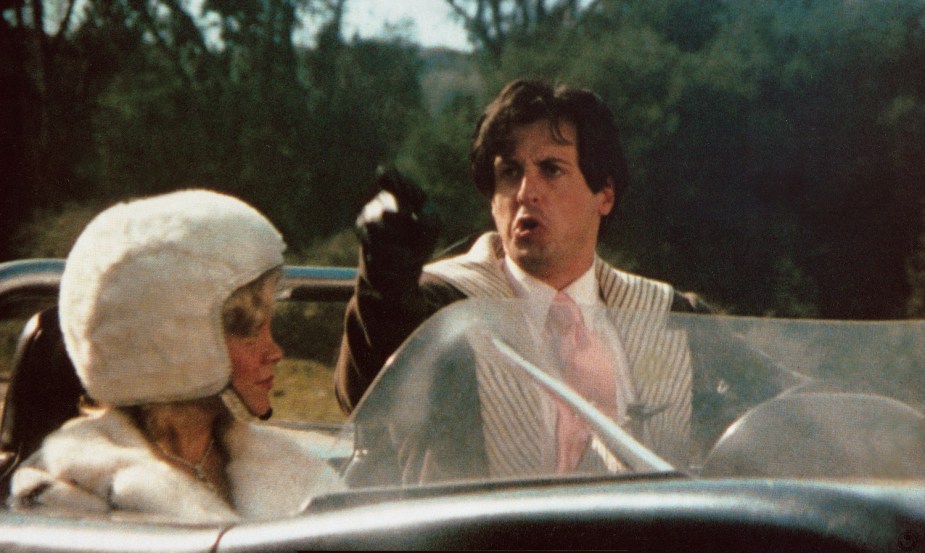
[{"x1": 425, "y1": 233, "x2": 693, "y2": 474}]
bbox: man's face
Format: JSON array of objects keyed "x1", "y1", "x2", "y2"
[{"x1": 490, "y1": 118, "x2": 614, "y2": 289}]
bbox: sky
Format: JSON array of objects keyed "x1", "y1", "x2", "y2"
[
  {"x1": 38, "y1": 0, "x2": 473, "y2": 51},
  {"x1": 342, "y1": 0, "x2": 472, "y2": 51}
]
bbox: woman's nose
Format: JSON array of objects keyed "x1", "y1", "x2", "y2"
[{"x1": 263, "y1": 333, "x2": 284, "y2": 363}]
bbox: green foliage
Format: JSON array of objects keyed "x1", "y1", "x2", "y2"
[
  {"x1": 294, "y1": 229, "x2": 360, "y2": 267},
  {"x1": 12, "y1": 203, "x2": 105, "y2": 259},
  {"x1": 3, "y1": 0, "x2": 428, "y2": 257},
  {"x1": 299, "y1": 33, "x2": 426, "y2": 243},
  {"x1": 4, "y1": 0, "x2": 925, "y2": 320},
  {"x1": 459, "y1": 0, "x2": 925, "y2": 318},
  {"x1": 419, "y1": 48, "x2": 484, "y2": 114},
  {"x1": 908, "y1": 220, "x2": 925, "y2": 319},
  {"x1": 0, "y1": 320, "x2": 24, "y2": 377},
  {"x1": 273, "y1": 300, "x2": 346, "y2": 365},
  {"x1": 397, "y1": 95, "x2": 493, "y2": 246}
]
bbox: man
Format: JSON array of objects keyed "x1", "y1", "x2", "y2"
[{"x1": 336, "y1": 79, "x2": 803, "y2": 479}]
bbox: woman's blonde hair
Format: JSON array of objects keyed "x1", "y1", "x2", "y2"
[{"x1": 221, "y1": 267, "x2": 283, "y2": 337}]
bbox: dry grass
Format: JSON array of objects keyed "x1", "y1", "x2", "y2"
[
  {"x1": 0, "y1": 319, "x2": 26, "y2": 378},
  {"x1": 0, "y1": 319, "x2": 348, "y2": 425},
  {"x1": 270, "y1": 358, "x2": 347, "y2": 423}
]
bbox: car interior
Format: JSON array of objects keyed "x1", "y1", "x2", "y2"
[
  {"x1": 1, "y1": 263, "x2": 924, "y2": 552},
  {"x1": 0, "y1": 307, "x2": 85, "y2": 502}
]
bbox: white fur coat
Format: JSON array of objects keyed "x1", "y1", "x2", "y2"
[{"x1": 8, "y1": 409, "x2": 345, "y2": 523}]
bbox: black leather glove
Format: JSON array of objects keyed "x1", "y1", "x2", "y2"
[{"x1": 356, "y1": 166, "x2": 439, "y2": 295}]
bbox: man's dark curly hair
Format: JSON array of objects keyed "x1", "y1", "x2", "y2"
[{"x1": 469, "y1": 79, "x2": 631, "y2": 229}]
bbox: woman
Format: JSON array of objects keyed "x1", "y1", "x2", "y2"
[{"x1": 7, "y1": 190, "x2": 343, "y2": 522}]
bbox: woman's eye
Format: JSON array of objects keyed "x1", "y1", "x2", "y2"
[{"x1": 239, "y1": 332, "x2": 260, "y2": 343}]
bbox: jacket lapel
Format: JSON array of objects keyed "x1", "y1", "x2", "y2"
[
  {"x1": 425, "y1": 232, "x2": 693, "y2": 469},
  {"x1": 597, "y1": 260, "x2": 693, "y2": 465}
]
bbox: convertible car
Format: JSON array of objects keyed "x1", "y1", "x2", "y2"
[{"x1": 1, "y1": 259, "x2": 923, "y2": 552}]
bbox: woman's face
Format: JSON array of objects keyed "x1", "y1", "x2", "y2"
[{"x1": 226, "y1": 286, "x2": 284, "y2": 417}]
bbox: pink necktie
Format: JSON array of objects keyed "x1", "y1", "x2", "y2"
[{"x1": 547, "y1": 291, "x2": 618, "y2": 473}]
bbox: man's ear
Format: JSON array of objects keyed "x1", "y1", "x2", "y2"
[{"x1": 597, "y1": 178, "x2": 616, "y2": 216}]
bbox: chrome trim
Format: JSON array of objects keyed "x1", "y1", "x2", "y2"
[{"x1": 0, "y1": 260, "x2": 359, "y2": 304}]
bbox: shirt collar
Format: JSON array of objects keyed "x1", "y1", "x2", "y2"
[
  {"x1": 502, "y1": 257, "x2": 599, "y2": 305},
  {"x1": 561, "y1": 265, "x2": 599, "y2": 306}
]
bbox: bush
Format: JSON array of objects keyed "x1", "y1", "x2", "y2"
[
  {"x1": 273, "y1": 301, "x2": 346, "y2": 366},
  {"x1": 13, "y1": 202, "x2": 105, "y2": 259}
]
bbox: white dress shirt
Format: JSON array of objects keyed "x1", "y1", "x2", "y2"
[{"x1": 501, "y1": 257, "x2": 637, "y2": 424}]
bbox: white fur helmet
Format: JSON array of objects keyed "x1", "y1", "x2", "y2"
[{"x1": 59, "y1": 190, "x2": 286, "y2": 406}]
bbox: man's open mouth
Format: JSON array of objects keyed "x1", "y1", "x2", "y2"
[{"x1": 515, "y1": 215, "x2": 541, "y2": 235}]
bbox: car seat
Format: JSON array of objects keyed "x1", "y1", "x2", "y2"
[
  {"x1": 0, "y1": 307, "x2": 85, "y2": 501},
  {"x1": 701, "y1": 391, "x2": 925, "y2": 478}
]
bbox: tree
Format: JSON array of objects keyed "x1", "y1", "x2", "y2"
[
  {"x1": 1, "y1": 0, "x2": 128, "y2": 259},
  {"x1": 439, "y1": 0, "x2": 925, "y2": 317},
  {"x1": 444, "y1": 0, "x2": 601, "y2": 61},
  {"x1": 0, "y1": 11, "x2": 30, "y2": 260},
  {"x1": 299, "y1": 21, "x2": 426, "y2": 245},
  {"x1": 907, "y1": 218, "x2": 925, "y2": 319},
  {"x1": 2, "y1": 0, "x2": 431, "y2": 257},
  {"x1": 397, "y1": 94, "x2": 491, "y2": 247},
  {"x1": 716, "y1": 0, "x2": 925, "y2": 318}
]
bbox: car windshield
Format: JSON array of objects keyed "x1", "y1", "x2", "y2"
[{"x1": 325, "y1": 298, "x2": 925, "y2": 492}]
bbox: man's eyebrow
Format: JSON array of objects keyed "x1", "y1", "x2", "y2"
[{"x1": 535, "y1": 154, "x2": 574, "y2": 165}]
